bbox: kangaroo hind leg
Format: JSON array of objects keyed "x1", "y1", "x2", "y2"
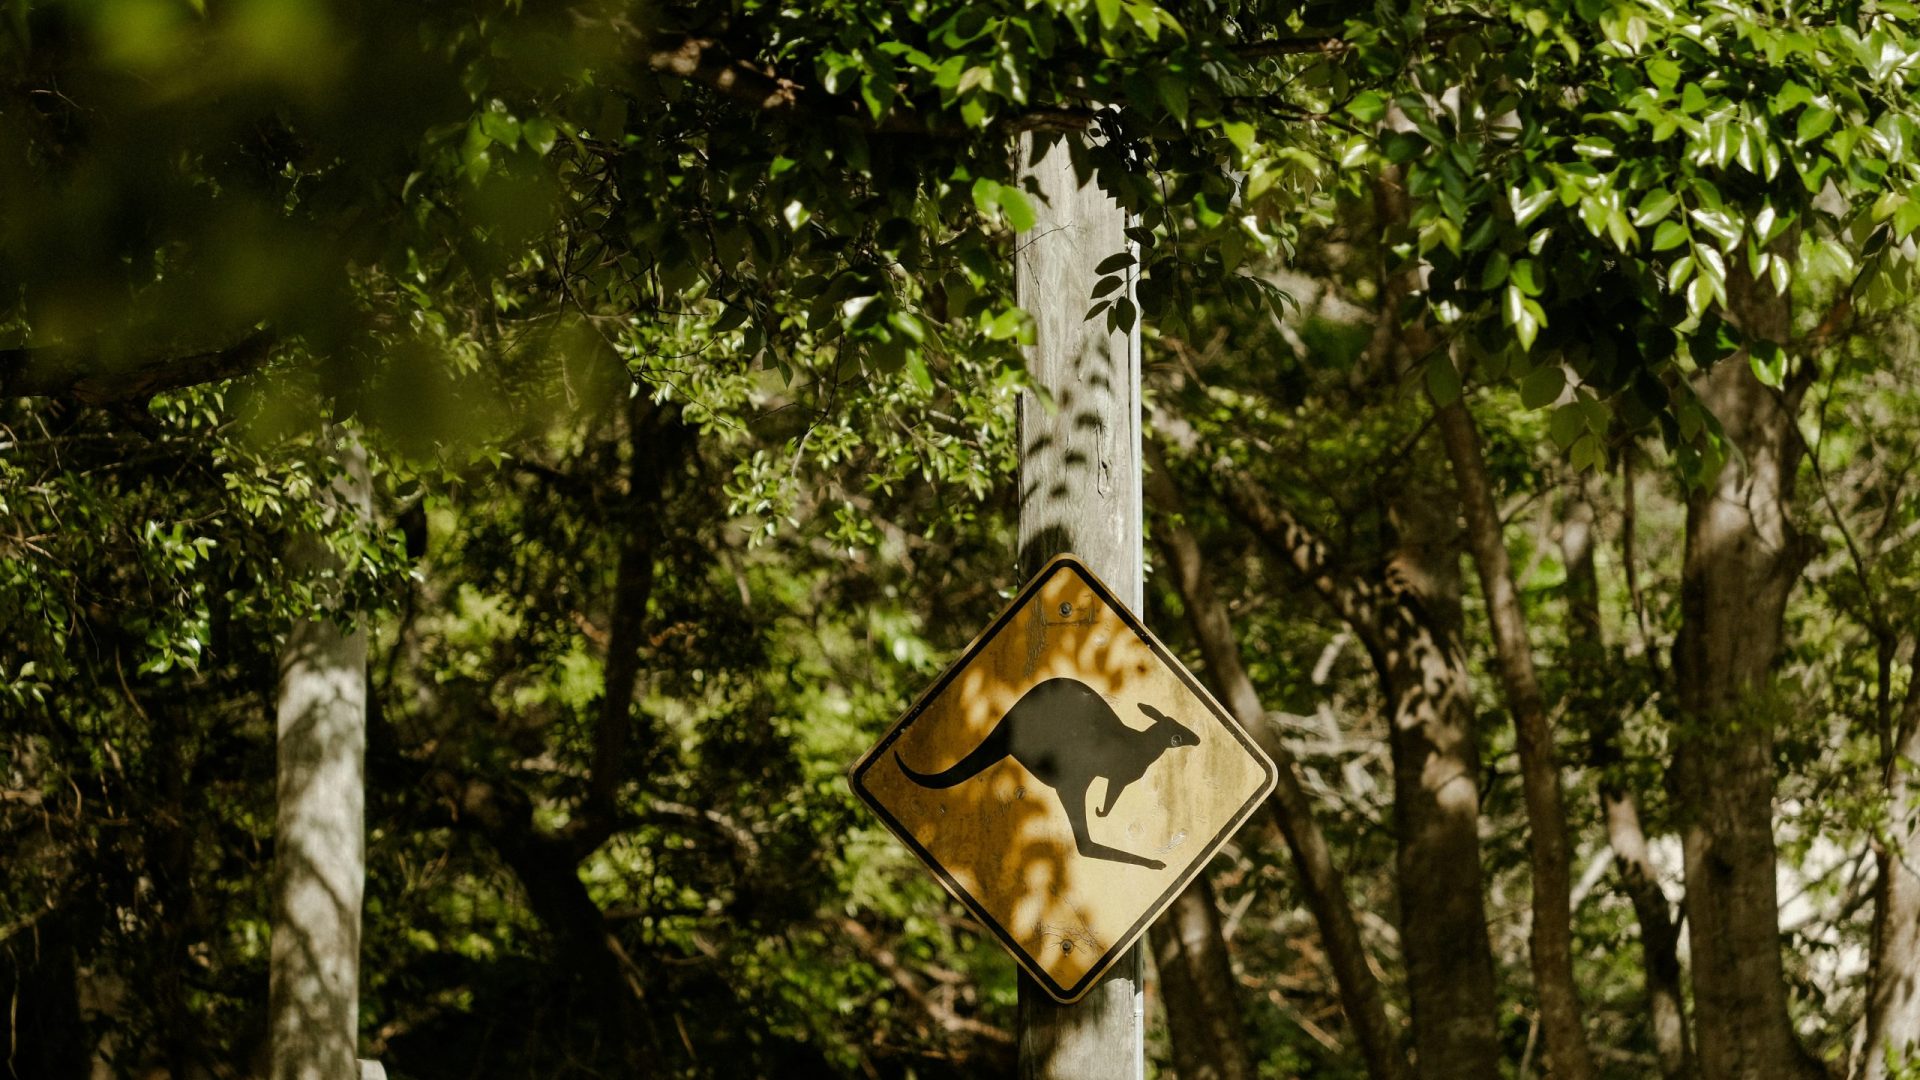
[{"x1": 1059, "y1": 781, "x2": 1163, "y2": 870}]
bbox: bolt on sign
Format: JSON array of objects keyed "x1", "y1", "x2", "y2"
[{"x1": 850, "y1": 555, "x2": 1278, "y2": 1003}]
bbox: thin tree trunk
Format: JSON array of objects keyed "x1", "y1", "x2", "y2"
[
  {"x1": 1865, "y1": 671, "x2": 1920, "y2": 1079},
  {"x1": 1562, "y1": 485, "x2": 1694, "y2": 1080},
  {"x1": 1375, "y1": 482, "x2": 1502, "y2": 1080},
  {"x1": 151, "y1": 704, "x2": 204, "y2": 1079},
  {"x1": 1147, "y1": 450, "x2": 1408, "y2": 1080},
  {"x1": 1434, "y1": 400, "x2": 1595, "y2": 1080},
  {"x1": 1359, "y1": 168, "x2": 1501, "y2": 1076},
  {"x1": 1671, "y1": 279, "x2": 1821, "y2": 1080},
  {"x1": 269, "y1": 432, "x2": 371, "y2": 1080},
  {"x1": 570, "y1": 395, "x2": 683, "y2": 858},
  {"x1": 1150, "y1": 877, "x2": 1258, "y2": 1080}
]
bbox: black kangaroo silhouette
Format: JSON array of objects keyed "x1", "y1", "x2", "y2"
[{"x1": 896, "y1": 677, "x2": 1199, "y2": 869}]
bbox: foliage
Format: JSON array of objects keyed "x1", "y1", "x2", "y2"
[{"x1": 9, "y1": 0, "x2": 1920, "y2": 1077}]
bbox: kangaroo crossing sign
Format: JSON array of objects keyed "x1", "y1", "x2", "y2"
[{"x1": 850, "y1": 555, "x2": 1278, "y2": 1002}]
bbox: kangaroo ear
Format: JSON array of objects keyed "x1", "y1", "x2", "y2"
[{"x1": 1137, "y1": 702, "x2": 1169, "y2": 723}]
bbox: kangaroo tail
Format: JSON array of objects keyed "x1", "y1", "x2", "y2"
[{"x1": 895, "y1": 722, "x2": 1011, "y2": 789}]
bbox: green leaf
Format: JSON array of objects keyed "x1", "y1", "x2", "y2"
[
  {"x1": 996, "y1": 187, "x2": 1036, "y2": 232},
  {"x1": 972, "y1": 179, "x2": 1036, "y2": 232},
  {"x1": 861, "y1": 71, "x2": 895, "y2": 121},
  {"x1": 522, "y1": 117, "x2": 558, "y2": 156},
  {"x1": 1773, "y1": 81, "x2": 1813, "y2": 112},
  {"x1": 1156, "y1": 73, "x2": 1189, "y2": 125},
  {"x1": 479, "y1": 107, "x2": 519, "y2": 148},
  {"x1": 1505, "y1": 285, "x2": 1543, "y2": 351},
  {"x1": 1895, "y1": 199, "x2": 1920, "y2": 240},
  {"x1": 1573, "y1": 136, "x2": 1615, "y2": 159},
  {"x1": 1634, "y1": 189, "x2": 1680, "y2": 227},
  {"x1": 1510, "y1": 259, "x2": 1542, "y2": 297},
  {"x1": 1511, "y1": 186, "x2": 1554, "y2": 227},
  {"x1": 1520, "y1": 364, "x2": 1567, "y2": 409},
  {"x1": 1347, "y1": 91, "x2": 1388, "y2": 124},
  {"x1": 1749, "y1": 340, "x2": 1787, "y2": 387},
  {"x1": 1383, "y1": 132, "x2": 1425, "y2": 164},
  {"x1": 1646, "y1": 56, "x2": 1681, "y2": 90},
  {"x1": 904, "y1": 352, "x2": 934, "y2": 394},
  {"x1": 984, "y1": 306, "x2": 1029, "y2": 340},
  {"x1": 1688, "y1": 207, "x2": 1741, "y2": 249},
  {"x1": 1570, "y1": 432, "x2": 1606, "y2": 471},
  {"x1": 1095, "y1": 252, "x2": 1137, "y2": 274},
  {"x1": 1479, "y1": 251, "x2": 1510, "y2": 290},
  {"x1": 1222, "y1": 120, "x2": 1256, "y2": 157},
  {"x1": 1549, "y1": 403, "x2": 1585, "y2": 448},
  {"x1": 1797, "y1": 106, "x2": 1836, "y2": 144},
  {"x1": 1427, "y1": 353, "x2": 1462, "y2": 405},
  {"x1": 1670, "y1": 254, "x2": 1695, "y2": 289}
]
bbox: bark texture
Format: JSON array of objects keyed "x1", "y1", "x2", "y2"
[
  {"x1": 1671, "y1": 280, "x2": 1821, "y2": 1080},
  {"x1": 1561, "y1": 489, "x2": 1694, "y2": 1080},
  {"x1": 1374, "y1": 484, "x2": 1502, "y2": 1080},
  {"x1": 1435, "y1": 400, "x2": 1595, "y2": 1080},
  {"x1": 1150, "y1": 878, "x2": 1258, "y2": 1080},
  {"x1": 1148, "y1": 451, "x2": 1408, "y2": 1080},
  {"x1": 269, "y1": 433, "x2": 372, "y2": 1080},
  {"x1": 1865, "y1": 673, "x2": 1920, "y2": 1079}
]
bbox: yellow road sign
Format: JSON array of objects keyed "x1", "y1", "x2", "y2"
[{"x1": 850, "y1": 555, "x2": 1278, "y2": 1003}]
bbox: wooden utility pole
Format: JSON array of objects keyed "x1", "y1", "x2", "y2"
[
  {"x1": 1013, "y1": 131, "x2": 1145, "y2": 1079},
  {"x1": 269, "y1": 431, "x2": 371, "y2": 1080}
]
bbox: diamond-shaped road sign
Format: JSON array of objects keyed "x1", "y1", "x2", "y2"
[{"x1": 850, "y1": 555, "x2": 1278, "y2": 1003}]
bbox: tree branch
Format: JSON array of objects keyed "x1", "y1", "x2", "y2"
[
  {"x1": 642, "y1": 33, "x2": 1098, "y2": 135},
  {"x1": 1229, "y1": 36, "x2": 1351, "y2": 58},
  {"x1": 644, "y1": 35, "x2": 806, "y2": 117},
  {"x1": 0, "y1": 329, "x2": 276, "y2": 404},
  {"x1": 1151, "y1": 408, "x2": 1378, "y2": 632}
]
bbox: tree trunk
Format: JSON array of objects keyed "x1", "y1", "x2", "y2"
[
  {"x1": 269, "y1": 432, "x2": 371, "y2": 1080},
  {"x1": 1014, "y1": 128, "x2": 1145, "y2": 1080},
  {"x1": 1434, "y1": 400, "x2": 1595, "y2": 1080},
  {"x1": 1147, "y1": 450, "x2": 1408, "y2": 1080},
  {"x1": 1150, "y1": 877, "x2": 1258, "y2": 1080},
  {"x1": 1356, "y1": 169, "x2": 1500, "y2": 1077},
  {"x1": 1865, "y1": 672, "x2": 1920, "y2": 1079},
  {"x1": 1375, "y1": 482, "x2": 1502, "y2": 1079},
  {"x1": 1562, "y1": 485, "x2": 1694, "y2": 1079},
  {"x1": 151, "y1": 704, "x2": 205, "y2": 1079},
  {"x1": 571, "y1": 394, "x2": 683, "y2": 858},
  {"x1": 1671, "y1": 296, "x2": 1821, "y2": 1079},
  {"x1": 0, "y1": 909, "x2": 89, "y2": 1079}
]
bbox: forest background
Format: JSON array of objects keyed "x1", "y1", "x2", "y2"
[{"x1": 6, "y1": 0, "x2": 1920, "y2": 1078}]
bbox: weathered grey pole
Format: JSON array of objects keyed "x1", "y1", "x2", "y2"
[
  {"x1": 1014, "y1": 131, "x2": 1146, "y2": 1080},
  {"x1": 269, "y1": 432, "x2": 371, "y2": 1080}
]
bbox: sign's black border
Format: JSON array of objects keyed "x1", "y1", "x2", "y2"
[{"x1": 847, "y1": 554, "x2": 1279, "y2": 1003}]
